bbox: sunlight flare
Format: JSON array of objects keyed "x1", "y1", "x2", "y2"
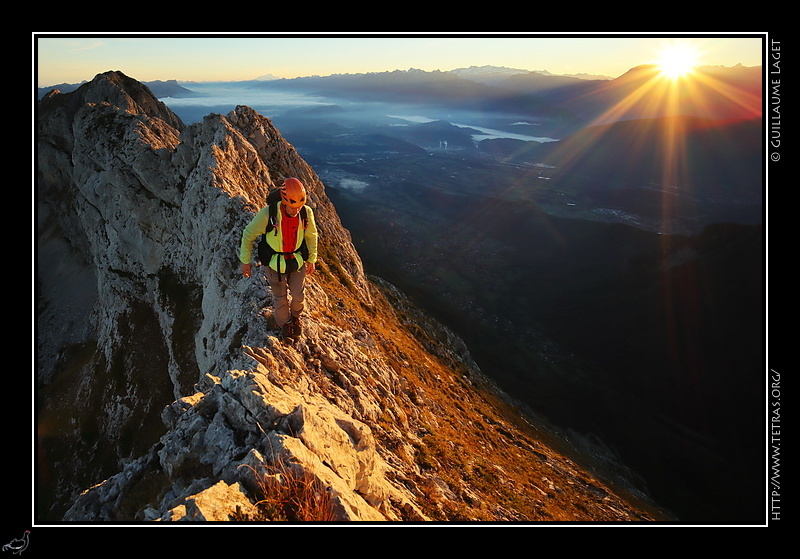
[{"x1": 655, "y1": 42, "x2": 701, "y2": 79}]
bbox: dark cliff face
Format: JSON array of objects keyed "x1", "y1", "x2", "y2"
[{"x1": 34, "y1": 71, "x2": 662, "y2": 527}]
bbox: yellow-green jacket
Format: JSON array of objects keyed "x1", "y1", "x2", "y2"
[{"x1": 239, "y1": 202, "x2": 318, "y2": 274}]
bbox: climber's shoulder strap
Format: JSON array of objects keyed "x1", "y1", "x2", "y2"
[{"x1": 265, "y1": 189, "x2": 281, "y2": 234}]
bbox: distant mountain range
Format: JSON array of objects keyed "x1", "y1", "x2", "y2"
[
  {"x1": 244, "y1": 63, "x2": 762, "y2": 132},
  {"x1": 449, "y1": 65, "x2": 613, "y2": 84},
  {"x1": 39, "y1": 64, "x2": 762, "y2": 131},
  {"x1": 37, "y1": 78, "x2": 199, "y2": 100},
  {"x1": 550, "y1": 63, "x2": 763, "y2": 124}
]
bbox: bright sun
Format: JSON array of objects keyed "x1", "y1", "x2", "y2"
[{"x1": 655, "y1": 43, "x2": 701, "y2": 79}]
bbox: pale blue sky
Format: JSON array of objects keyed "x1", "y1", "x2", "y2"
[{"x1": 34, "y1": 33, "x2": 766, "y2": 87}]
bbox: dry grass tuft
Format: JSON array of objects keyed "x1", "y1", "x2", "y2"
[{"x1": 237, "y1": 460, "x2": 337, "y2": 522}]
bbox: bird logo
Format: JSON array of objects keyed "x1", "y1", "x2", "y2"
[{"x1": 2, "y1": 531, "x2": 29, "y2": 555}]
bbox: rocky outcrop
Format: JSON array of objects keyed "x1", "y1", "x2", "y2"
[{"x1": 36, "y1": 71, "x2": 659, "y2": 523}]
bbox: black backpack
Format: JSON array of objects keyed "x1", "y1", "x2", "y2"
[{"x1": 257, "y1": 188, "x2": 309, "y2": 271}]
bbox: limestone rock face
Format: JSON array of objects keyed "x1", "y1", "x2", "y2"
[{"x1": 36, "y1": 71, "x2": 657, "y2": 524}]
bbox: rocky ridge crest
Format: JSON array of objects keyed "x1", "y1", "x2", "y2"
[{"x1": 36, "y1": 71, "x2": 659, "y2": 523}]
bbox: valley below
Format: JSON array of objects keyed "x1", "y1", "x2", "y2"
[{"x1": 319, "y1": 150, "x2": 762, "y2": 524}]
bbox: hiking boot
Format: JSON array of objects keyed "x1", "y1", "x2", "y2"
[
  {"x1": 290, "y1": 315, "x2": 302, "y2": 338},
  {"x1": 280, "y1": 320, "x2": 295, "y2": 341},
  {"x1": 280, "y1": 316, "x2": 302, "y2": 342},
  {"x1": 264, "y1": 310, "x2": 277, "y2": 331}
]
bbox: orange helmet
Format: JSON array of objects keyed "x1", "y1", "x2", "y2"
[{"x1": 280, "y1": 178, "x2": 307, "y2": 209}]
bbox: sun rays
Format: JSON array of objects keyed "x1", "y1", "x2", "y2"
[
  {"x1": 546, "y1": 42, "x2": 760, "y2": 192},
  {"x1": 531, "y1": 40, "x2": 762, "y2": 238},
  {"x1": 656, "y1": 41, "x2": 701, "y2": 80}
]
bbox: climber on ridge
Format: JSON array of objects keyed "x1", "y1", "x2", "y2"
[{"x1": 239, "y1": 177, "x2": 318, "y2": 341}]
